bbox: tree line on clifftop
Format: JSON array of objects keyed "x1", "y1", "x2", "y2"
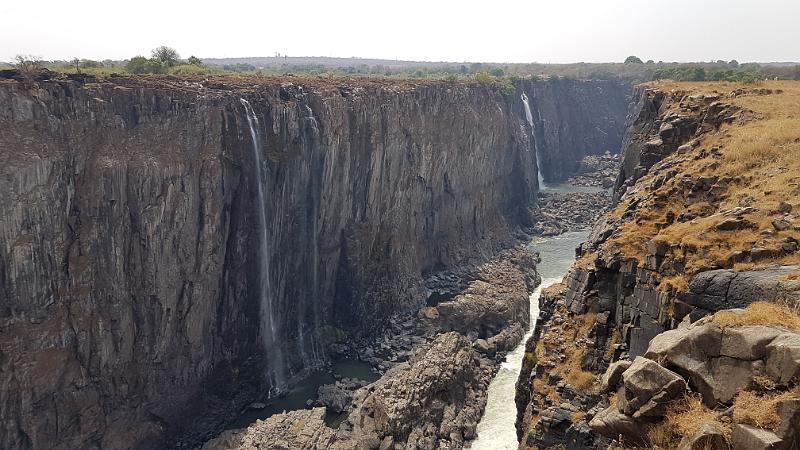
[{"x1": 6, "y1": 49, "x2": 800, "y2": 83}]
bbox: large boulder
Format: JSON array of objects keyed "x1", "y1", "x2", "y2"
[
  {"x1": 678, "y1": 421, "x2": 730, "y2": 450},
  {"x1": 600, "y1": 360, "x2": 632, "y2": 393},
  {"x1": 730, "y1": 424, "x2": 782, "y2": 450},
  {"x1": 687, "y1": 265, "x2": 800, "y2": 312},
  {"x1": 317, "y1": 383, "x2": 353, "y2": 414},
  {"x1": 765, "y1": 332, "x2": 800, "y2": 384},
  {"x1": 618, "y1": 357, "x2": 686, "y2": 418},
  {"x1": 588, "y1": 406, "x2": 645, "y2": 443}
]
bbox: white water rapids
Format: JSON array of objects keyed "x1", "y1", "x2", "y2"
[{"x1": 471, "y1": 231, "x2": 590, "y2": 449}]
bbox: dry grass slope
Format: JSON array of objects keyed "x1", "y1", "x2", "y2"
[
  {"x1": 712, "y1": 300, "x2": 800, "y2": 331},
  {"x1": 603, "y1": 81, "x2": 800, "y2": 289}
]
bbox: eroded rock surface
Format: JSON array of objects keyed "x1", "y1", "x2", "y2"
[{"x1": 0, "y1": 72, "x2": 541, "y2": 449}]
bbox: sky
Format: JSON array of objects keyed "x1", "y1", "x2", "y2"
[{"x1": 2, "y1": 0, "x2": 798, "y2": 63}]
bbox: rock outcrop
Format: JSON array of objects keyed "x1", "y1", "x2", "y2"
[
  {"x1": 590, "y1": 314, "x2": 800, "y2": 449},
  {"x1": 516, "y1": 82, "x2": 800, "y2": 449},
  {"x1": 0, "y1": 72, "x2": 541, "y2": 449}
]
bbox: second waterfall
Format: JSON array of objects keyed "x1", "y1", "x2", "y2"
[{"x1": 240, "y1": 98, "x2": 287, "y2": 393}]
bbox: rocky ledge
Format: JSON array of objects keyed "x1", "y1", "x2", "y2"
[
  {"x1": 532, "y1": 191, "x2": 611, "y2": 237},
  {"x1": 566, "y1": 153, "x2": 621, "y2": 188},
  {"x1": 591, "y1": 305, "x2": 800, "y2": 449}
]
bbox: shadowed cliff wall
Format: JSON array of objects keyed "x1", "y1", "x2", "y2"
[{"x1": 0, "y1": 73, "x2": 537, "y2": 449}]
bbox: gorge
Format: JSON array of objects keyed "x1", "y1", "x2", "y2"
[
  {"x1": 0, "y1": 70, "x2": 628, "y2": 449},
  {"x1": 6, "y1": 67, "x2": 797, "y2": 450}
]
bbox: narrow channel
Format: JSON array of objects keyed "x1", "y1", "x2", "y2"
[{"x1": 471, "y1": 230, "x2": 590, "y2": 449}]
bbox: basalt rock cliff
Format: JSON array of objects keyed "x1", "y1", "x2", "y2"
[
  {"x1": 0, "y1": 70, "x2": 630, "y2": 449},
  {"x1": 517, "y1": 79, "x2": 629, "y2": 183}
]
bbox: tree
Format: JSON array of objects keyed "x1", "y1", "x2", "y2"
[
  {"x1": 729, "y1": 59, "x2": 739, "y2": 68},
  {"x1": 187, "y1": 55, "x2": 202, "y2": 66},
  {"x1": 151, "y1": 46, "x2": 179, "y2": 67},
  {"x1": 14, "y1": 54, "x2": 43, "y2": 74},
  {"x1": 490, "y1": 67, "x2": 505, "y2": 77},
  {"x1": 624, "y1": 55, "x2": 644, "y2": 64},
  {"x1": 126, "y1": 56, "x2": 164, "y2": 74}
]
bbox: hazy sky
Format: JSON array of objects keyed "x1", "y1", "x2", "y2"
[{"x1": 3, "y1": 0, "x2": 798, "y2": 63}]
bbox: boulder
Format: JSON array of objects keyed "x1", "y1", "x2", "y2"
[
  {"x1": 774, "y1": 399, "x2": 800, "y2": 442},
  {"x1": 687, "y1": 266, "x2": 800, "y2": 312},
  {"x1": 619, "y1": 357, "x2": 686, "y2": 418},
  {"x1": 588, "y1": 406, "x2": 645, "y2": 443},
  {"x1": 765, "y1": 332, "x2": 800, "y2": 384},
  {"x1": 600, "y1": 360, "x2": 632, "y2": 393},
  {"x1": 730, "y1": 424, "x2": 782, "y2": 450},
  {"x1": 716, "y1": 217, "x2": 754, "y2": 231},
  {"x1": 720, "y1": 326, "x2": 782, "y2": 360},
  {"x1": 678, "y1": 421, "x2": 730, "y2": 450},
  {"x1": 645, "y1": 321, "x2": 752, "y2": 406},
  {"x1": 317, "y1": 383, "x2": 353, "y2": 413}
]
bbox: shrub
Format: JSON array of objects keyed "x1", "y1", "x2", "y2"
[
  {"x1": 151, "y1": 46, "x2": 179, "y2": 67},
  {"x1": 13, "y1": 54, "x2": 43, "y2": 75},
  {"x1": 126, "y1": 56, "x2": 165, "y2": 74},
  {"x1": 474, "y1": 71, "x2": 492, "y2": 82},
  {"x1": 169, "y1": 64, "x2": 208, "y2": 75}
]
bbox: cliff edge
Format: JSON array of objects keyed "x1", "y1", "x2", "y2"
[{"x1": 516, "y1": 80, "x2": 800, "y2": 449}]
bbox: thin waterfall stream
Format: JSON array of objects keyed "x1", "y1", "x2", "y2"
[
  {"x1": 471, "y1": 231, "x2": 590, "y2": 449},
  {"x1": 521, "y1": 91, "x2": 546, "y2": 189},
  {"x1": 240, "y1": 98, "x2": 287, "y2": 393}
]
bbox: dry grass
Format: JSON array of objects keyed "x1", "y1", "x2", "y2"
[
  {"x1": 659, "y1": 274, "x2": 689, "y2": 293},
  {"x1": 603, "y1": 81, "x2": 800, "y2": 277},
  {"x1": 555, "y1": 313, "x2": 599, "y2": 390},
  {"x1": 647, "y1": 394, "x2": 729, "y2": 447},
  {"x1": 533, "y1": 377, "x2": 561, "y2": 404},
  {"x1": 571, "y1": 411, "x2": 587, "y2": 423},
  {"x1": 733, "y1": 386, "x2": 800, "y2": 430},
  {"x1": 712, "y1": 301, "x2": 800, "y2": 331},
  {"x1": 605, "y1": 328, "x2": 622, "y2": 361}
]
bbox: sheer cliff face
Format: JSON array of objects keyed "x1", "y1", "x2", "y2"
[
  {"x1": 516, "y1": 79, "x2": 629, "y2": 182},
  {"x1": 0, "y1": 74, "x2": 536, "y2": 449}
]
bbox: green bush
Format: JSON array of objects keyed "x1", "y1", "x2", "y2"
[
  {"x1": 169, "y1": 64, "x2": 209, "y2": 75},
  {"x1": 126, "y1": 56, "x2": 165, "y2": 74}
]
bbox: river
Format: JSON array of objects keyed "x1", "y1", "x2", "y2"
[{"x1": 470, "y1": 230, "x2": 590, "y2": 449}]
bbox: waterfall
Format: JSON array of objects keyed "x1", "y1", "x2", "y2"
[
  {"x1": 520, "y1": 92, "x2": 546, "y2": 189},
  {"x1": 240, "y1": 98, "x2": 286, "y2": 393},
  {"x1": 296, "y1": 98, "x2": 324, "y2": 369}
]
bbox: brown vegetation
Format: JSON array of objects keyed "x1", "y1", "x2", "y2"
[
  {"x1": 733, "y1": 386, "x2": 800, "y2": 430},
  {"x1": 712, "y1": 301, "x2": 800, "y2": 331},
  {"x1": 599, "y1": 81, "x2": 800, "y2": 277},
  {"x1": 647, "y1": 394, "x2": 730, "y2": 447}
]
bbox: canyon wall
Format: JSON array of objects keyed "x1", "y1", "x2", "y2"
[
  {"x1": 517, "y1": 79, "x2": 629, "y2": 183},
  {"x1": 0, "y1": 71, "x2": 634, "y2": 449},
  {"x1": 515, "y1": 83, "x2": 800, "y2": 449},
  {"x1": 0, "y1": 72, "x2": 539, "y2": 449}
]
